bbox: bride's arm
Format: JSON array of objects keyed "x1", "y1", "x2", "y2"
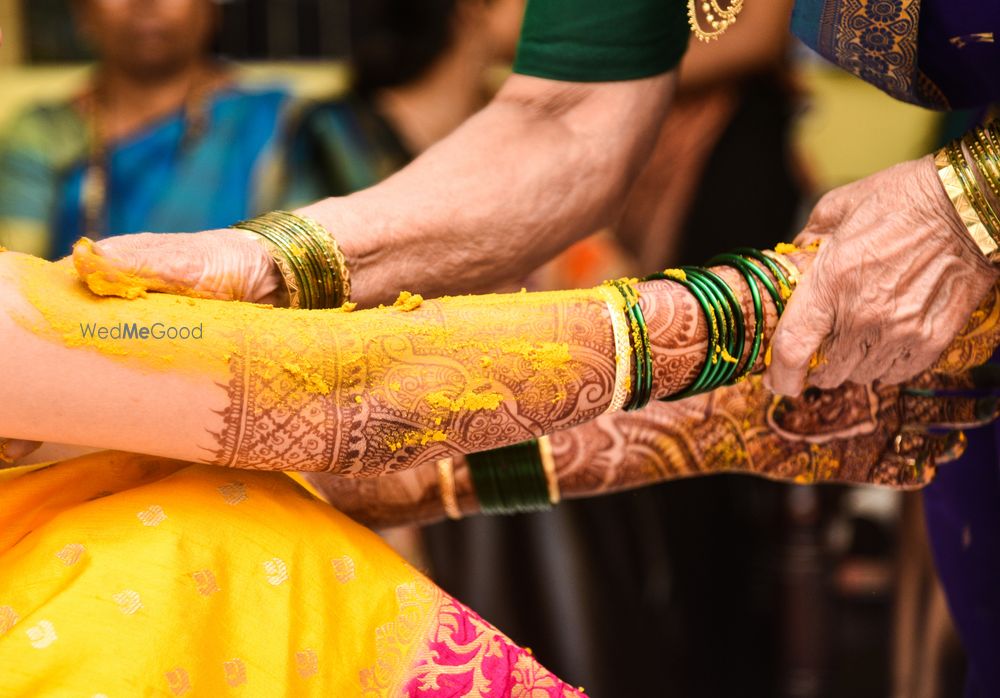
[
  {"x1": 311, "y1": 366, "x2": 995, "y2": 528},
  {"x1": 0, "y1": 248, "x2": 781, "y2": 473}
]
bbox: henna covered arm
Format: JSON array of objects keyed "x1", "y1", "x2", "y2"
[
  {"x1": 310, "y1": 371, "x2": 994, "y2": 529},
  {"x1": 0, "y1": 247, "x2": 772, "y2": 473}
]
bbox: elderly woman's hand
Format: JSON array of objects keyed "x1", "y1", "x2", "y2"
[
  {"x1": 766, "y1": 156, "x2": 1000, "y2": 396},
  {"x1": 70, "y1": 228, "x2": 287, "y2": 305}
]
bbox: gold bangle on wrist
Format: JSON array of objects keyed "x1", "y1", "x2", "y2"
[
  {"x1": 537, "y1": 435, "x2": 560, "y2": 505},
  {"x1": 967, "y1": 125, "x2": 1000, "y2": 201},
  {"x1": 761, "y1": 249, "x2": 801, "y2": 290},
  {"x1": 436, "y1": 457, "x2": 463, "y2": 520},
  {"x1": 948, "y1": 142, "x2": 1000, "y2": 237},
  {"x1": 934, "y1": 146, "x2": 1000, "y2": 263},
  {"x1": 599, "y1": 284, "x2": 634, "y2": 413},
  {"x1": 232, "y1": 210, "x2": 351, "y2": 309}
]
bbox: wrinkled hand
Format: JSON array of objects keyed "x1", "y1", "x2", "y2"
[
  {"x1": 70, "y1": 229, "x2": 286, "y2": 305},
  {"x1": 766, "y1": 156, "x2": 999, "y2": 396}
]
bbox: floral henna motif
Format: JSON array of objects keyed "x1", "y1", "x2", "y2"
[
  {"x1": 208, "y1": 290, "x2": 620, "y2": 474},
  {"x1": 550, "y1": 371, "x2": 991, "y2": 496}
]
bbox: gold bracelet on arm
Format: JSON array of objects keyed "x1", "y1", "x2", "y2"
[
  {"x1": 436, "y1": 457, "x2": 463, "y2": 520},
  {"x1": 934, "y1": 143, "x2": 1000, "y2": 264},
  {"x1": 232, "y1": 210, "x2": 351, "y2": 309}
]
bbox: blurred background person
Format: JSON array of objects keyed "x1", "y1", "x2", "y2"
[{"x1": 0, "y1": 0, "x2": 296, "y2": 260}]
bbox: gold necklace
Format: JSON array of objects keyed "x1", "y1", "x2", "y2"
[{"x1": 688, "y1": 0, "x2": 744, "y2": 42}]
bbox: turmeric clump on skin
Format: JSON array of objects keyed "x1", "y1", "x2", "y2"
[
  {"x1": 72, "y1": 237, "x2": 230, "y2": 301},
  {"x1": 386, "y1": 428, "x2": 449, "y2": 452},
  {"x1": 73, "y1": 238, "x2": 151, "y2": 300},
  {"x1": 774, "y1": 242, "x2": 798, "y2": 255},
  {"x1": 393, "y1": 291, "x2": 423, "y2": 311},
  {"x1": 426, "y1": 389, "x2": 505, "y2": 412}
]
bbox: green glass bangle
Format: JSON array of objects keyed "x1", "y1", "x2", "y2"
[
  {"x1": 609, "y1": 281, "x2": 653, "y2": 411},
  {"x1": 468, "y1": 440, "x2": 552, "y2": 515},
  {"x1": 264, "y1": 217, "x2": 328, "y2": 307},
  {"x1": 696, "y1": 268, "x2": 745, "y2": 386},
  {"x1": 623, "y1": 284, "x2": 654, "y2": 410},
  {"x1": 684, "y1": 268, "x2": 731, "y2": 391},
  {"x1": 645, "y1": 269, "x2": 719, "y2": 400},
  {"x1": 708, "y1": 254, "x2": 764, "y2": 379},
  {"x1": 734, "y1": 247, "x2": 790, "y2": 291},
  {"x1": 727, "y1": 252, "x2": 785, "y2": 315}
]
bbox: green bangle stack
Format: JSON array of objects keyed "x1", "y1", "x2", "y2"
[
  {"x1": 644, "y1": 248, "x2": 791, "y2": 402},
  {"x1": 467, "y1": 439, "x2": 552, "y2": 515}
]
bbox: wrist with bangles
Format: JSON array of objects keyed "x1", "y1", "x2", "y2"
[
  {"x1": 232, "y1": 210, "x2": 352, "y2": 309},
  {"x1": 934, "y1": 120, "x2": 1000, "y2": 264},
  {"x1": 452, "y1": 246, "x2": 801, "y2": 517}
]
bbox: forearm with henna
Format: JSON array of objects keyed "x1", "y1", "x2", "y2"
[
  {"x1": 0, "y1": 247, "x2": 814, "y2": 478},
  {"x1": 313, "y1": 369, "x2": 982, "y2": 529},
  {"x1": 214, "y1": 256, "x2": 786, "y2": 476}
]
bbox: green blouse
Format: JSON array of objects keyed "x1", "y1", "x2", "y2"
[{"x1": 513, "y1": 0, "x2": 690, "y2": 82}]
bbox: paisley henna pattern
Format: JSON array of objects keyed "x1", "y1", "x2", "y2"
[
  {"x1": 933, "y1": 282, "x2": 1000, "y2": 373},
  {"x1": 209, "y1": 289, "x2": 621, "y2": 474},
  {"x1": 551, "y1": 371, "x2": 991, "y2": 496},
  {"x1": 308, "y1": 369, "x2": 995, "y2": 529},
  {"x1": 210, "y1": 248, "x2": 1000, "y2": 480}
]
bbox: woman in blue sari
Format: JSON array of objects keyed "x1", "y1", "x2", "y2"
[{"x1": 0, "y1": 0, "x2": 295, "y2": 260}]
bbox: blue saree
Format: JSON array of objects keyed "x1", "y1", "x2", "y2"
[{"x1": 0, "y1": 82, "x2": 295, "y2": 259}]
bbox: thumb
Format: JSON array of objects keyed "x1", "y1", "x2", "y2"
[
  {"x1": 71, "y1": 231, "x2": 271, "y2": 302},
  {"x1": 72, "y1": 235, "x2": 208, "y2": 300},
  {"x1": 764, "y1": 273, "x2": 835, "y2": 397}
]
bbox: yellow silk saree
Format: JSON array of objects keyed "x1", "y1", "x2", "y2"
[{"x1": 0, "y1": 453, "x2": 581, "y2": 697}]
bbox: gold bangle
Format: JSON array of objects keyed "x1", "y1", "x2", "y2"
[
  {"x1": 537, "y1": 435, "x2": 560, "y2": 505},
  {"x1": 600, "y1": 284, "x2": 633, "y2": 413},
  {"x1": 232, "y1": 210, "x2": 351, "y2": 309},
  {"x1": 948, "y1": 142, "x2": 1000, "y2": 238},
  {"x1": 436, "y1": 457, "x2": 463, "y2": 520},
  {"x1": 934, "y1": 147, "x2": 1000, "y2": 263},
  {"x1": 967, "y1": 127, "x2": 1000, "y2": 200},
  {"x1": 761, "y1": 250, "x2": 801, "y2": 290}
]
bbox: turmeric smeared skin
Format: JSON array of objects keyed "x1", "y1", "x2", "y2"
[
  {"x1": 72, "y1": 237, "x2": 250, "y2": 302},
  {"x1": 393, "y1": 291, "x2": 424, "y2": 312},
  {"x1": 13, "y1": 253, "x2": 620, "y2": 474},
  {"x1": 4, "y1": 238, "x2": 833, "y2": 476}
]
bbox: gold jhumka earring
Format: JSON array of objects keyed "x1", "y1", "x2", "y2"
[{"x1": 688, "y1": 0, "x2": 744, "y2": 42}]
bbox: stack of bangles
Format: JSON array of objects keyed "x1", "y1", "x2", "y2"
[
  {"x1": 935, "y1": 120, "x2": 1000, "y2": 263},
  {"x1": 450, "y1": 246, "x2": 800, "y2": 517},
  {"x1": 233, "y1": 210, "x2": 352, "y2": 309}
]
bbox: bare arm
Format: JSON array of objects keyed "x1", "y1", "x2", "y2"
[{"x1": 84, "y1": 73, "x2": 677, "y2": 308}]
